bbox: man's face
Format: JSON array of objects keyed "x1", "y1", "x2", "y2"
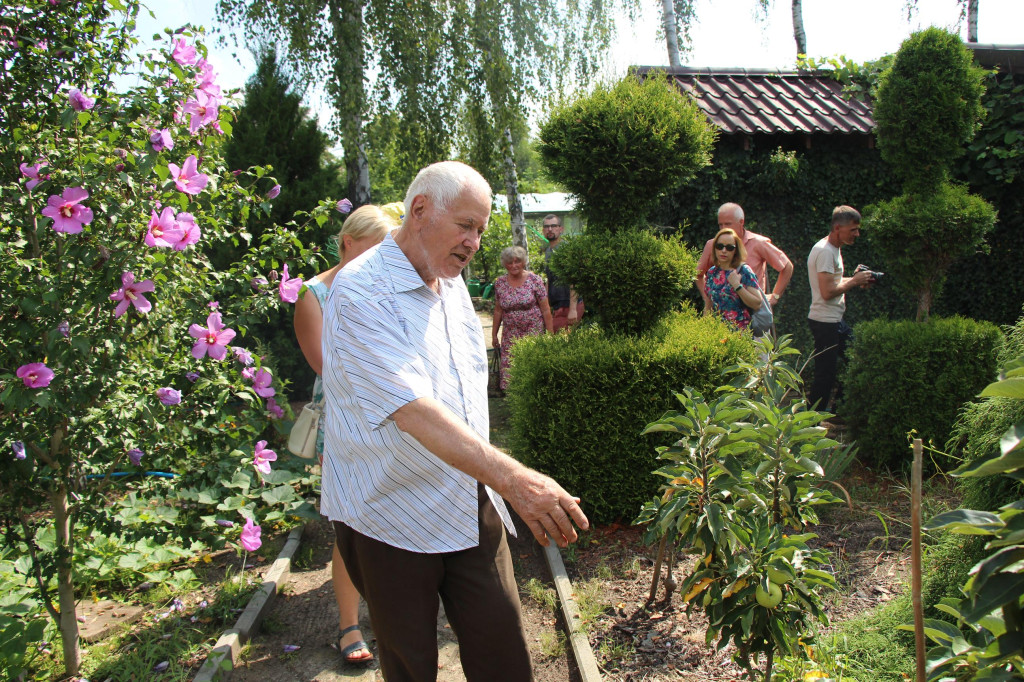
[
  {"x1": 416, "y1": 186, "x2": 491, "y2": 281},
  {"x1": 718, "y1": 210, "x2": 744, "y2": 235},
  {"x1": 835, "y1": 221, "x2": 861, "y2": 246},
  {"x1": 542, "y1": 218, "x2": 563, "y2": 242}
]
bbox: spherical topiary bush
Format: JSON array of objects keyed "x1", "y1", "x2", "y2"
[
  {"x1": 537, "y1": 73, "x2": 716, "y2": 233},
  {"x1": 549, "y1": 231, "x2": 696, "y2": 336},
  {"x1": 874, "y1": 27, "x2": 986, "y2": 192},
  {"x1": 864, "y1": 182, "x2": 996, "y2": 321}
]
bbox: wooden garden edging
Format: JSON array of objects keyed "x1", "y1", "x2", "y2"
[{"x1": 543, "y1": 542, "x2": 604, "y2": 682}]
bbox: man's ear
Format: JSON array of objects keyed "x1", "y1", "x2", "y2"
[{"x1": 408, "y1": 194, "x2": 429, "y2": 222}]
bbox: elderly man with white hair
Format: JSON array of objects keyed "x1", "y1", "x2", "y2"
[{"x1": 321, "y1": 160, "x2": 588, "y2": 681}]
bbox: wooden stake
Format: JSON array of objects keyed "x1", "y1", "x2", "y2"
[{"x1": 912, "y1": 438, "x2": 926, "y2": 682}]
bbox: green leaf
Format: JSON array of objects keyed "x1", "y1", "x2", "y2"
[
  {"x1": 980, "y1": 377, "x2": 1024, "y2": 399},
  {"x1": 962, "y1": 573, "x2": 1024, "y2": 622},
  {"x1": 924, "y1": 509, "x2": 1004, "y2": 534}
]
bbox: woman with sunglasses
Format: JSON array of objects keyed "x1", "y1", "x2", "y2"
[{"x1": 703, "y1": 227, "x2": 763, "y2": 330}]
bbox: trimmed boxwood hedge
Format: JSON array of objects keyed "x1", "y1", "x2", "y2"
[
  {"x1": 506, "y1": 309, "x2": 755, "y2": 524},
  {"x1": 840, "y1": 316, "x2": 1003, "y2": 470}
]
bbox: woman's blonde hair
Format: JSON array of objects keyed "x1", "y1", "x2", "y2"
[
  {"x1": 336, "y1": 205, "x2": 399, "y2": 257},
  {"x1": 711, "y1": 228, "x2": 747, "y2": 269}
]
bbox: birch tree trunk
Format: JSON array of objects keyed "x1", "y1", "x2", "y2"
[
  {"x1": 791, "y1": 0, "x2": 807, "y2": 57},
  {"x1": 967, "y1": 0, "x2": 978, "y2": 42},
  {"x1": 662, "y1": 0, "x2": 682, "y2": 67},
  {"x1": 329, "y1": 0, "x2": 372, "y2": 206},
  {"x1": 501, "y1": 127, "x2": 527, "y2": 249}
]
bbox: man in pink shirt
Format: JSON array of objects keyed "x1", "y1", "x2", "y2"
[{"x1": 696, "y1": 203, "x2": 793, "y2": 313}]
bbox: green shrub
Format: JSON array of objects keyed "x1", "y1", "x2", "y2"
[
  {"x1": 507, "y1": 309, "x2": 754, "y2": 524},
  {"x1": 864, "y1": 182, "x2": 996, "y2": 322},
  {"x1": 538, "y1": 73, "x2": 716, "y2": 233},
  {"x1": 549, "y1": 232, "x2": 697, "y2": 336},
  {"x1": 948, "y1": 307, "x2": 1024, "y2": 510},
  {"x1": 841, "y1": 316, "x2": 1002, "y2": 470},
  {"x1": 874, "y1": 27, "x2": 986, "y2": 193}
]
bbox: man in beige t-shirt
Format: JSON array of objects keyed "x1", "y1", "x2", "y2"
[{"x1": 806, "y1": 206, "x2": 875, "y2": 412}]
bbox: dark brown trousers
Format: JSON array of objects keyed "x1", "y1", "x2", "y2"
[{"x1": 334, "y1": 487, "x2": 532, "y2": 682}]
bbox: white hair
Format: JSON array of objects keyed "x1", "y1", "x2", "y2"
[
  {"x1": 718, "y1": 202, "x2": 744, "y2": 222},
  {"x1": 403, "y1": 161, "x2": 492, "y2": 219}
]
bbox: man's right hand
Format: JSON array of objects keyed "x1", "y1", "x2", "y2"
[
  {"x1": 850, "y1": 270, "x2": 874, "y2": 288},
  {"x1": 501, "y1": 466, "x2": 589, "y2": 548}
]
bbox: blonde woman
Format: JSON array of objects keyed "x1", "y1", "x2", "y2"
[
  {"x1": 294, "y1": 204, "x2": 399, "y2": 664},
  {"x1": 702, "y1": 227, "x2": 762, "y2": 331}
]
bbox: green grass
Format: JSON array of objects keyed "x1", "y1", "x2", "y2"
[
  {"x1": 537, "y1": 631, "x2": 567, "y2": 659},
  {"x1": 32, "y1": 569, "x2": 261, "y2": 681},
  {"x1": 524, "y1": 577, "x2": 558, "y2": 611},
  {"x1": 574, "y1": 578, "x2": 608, "y2": 632}
]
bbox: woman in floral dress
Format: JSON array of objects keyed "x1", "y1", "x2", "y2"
[
  {"x1": 491, "y1": 245, "x2": 553, "y2": 391},
  {"x1": 703, "y1": 227, "x2": 763, "y2": 331}
]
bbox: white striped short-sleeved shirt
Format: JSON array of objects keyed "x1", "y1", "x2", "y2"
[{"x1": 320, "y1": 235, "x2": 515, "y2": 553}]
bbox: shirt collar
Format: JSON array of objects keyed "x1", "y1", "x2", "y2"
[{"x1": 380, "y1": 234, "x2": 428, "y2": 293}]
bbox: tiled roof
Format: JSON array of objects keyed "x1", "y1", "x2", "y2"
[{"x1": 634, "y1": 66, "x2": 876, "y2": 136}]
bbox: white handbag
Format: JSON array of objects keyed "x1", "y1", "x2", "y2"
[{"x1": 287, "y1": 399, "x2": 323, "y2": 459}]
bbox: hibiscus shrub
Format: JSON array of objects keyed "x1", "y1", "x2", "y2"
[{"x1": 0, "y1": 2, "x2": 335, "y2": 676}]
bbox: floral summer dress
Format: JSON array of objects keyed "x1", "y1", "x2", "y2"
[
  {"x1": 704, "y1": 264, "x2": 759, "y2": 330},
  {"x1": 305, "y1": 278, "x2": 330, "y2": 458},
  {"x1": 494, "y1": 272, "x2": 548, "y2": 390}
]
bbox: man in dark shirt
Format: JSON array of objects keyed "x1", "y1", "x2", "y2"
[{"x1": 542, "y1": 214, "x2": 583, "y2": 331}]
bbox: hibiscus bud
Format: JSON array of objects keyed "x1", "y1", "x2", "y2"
[
  {"x1": 215, "y1": 519, "x2": 234, "y2": 527},
  {"x1": 13, "y1": 441, "x2": 26, "y2": 460},
  {"x1": 268, "y1": 270, "x2": 279, "y2": 282},
  {"x1": 185, "y1": 371, "x2": 200, "y2": 383},
  {"x1": 266, "y1": 184, "x2": 281, "y2": 200},
  {"x1": 250, "y1": 276, "x2": 268, "y2": 290},
  {"x1": 57, "y1": 320, "x2": 70, "y2": 337},
  {"x1": 128, "y1": 448, "x2": 143, "y2": 466},
  {"x1": 232, "y1": 169, "x2": 243, "y2": 176},
  {"x1": 115, "y1": 163, "x2": 125, "y2": 172},
  {"x1": 336, "y1": 198, "x2": 353, "y2": 214},
  {"x1": 114, "y1": 148, "x2": 128, "y2": 159}
]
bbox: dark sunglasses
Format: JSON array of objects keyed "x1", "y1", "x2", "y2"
[{"x1": 714, "y1": 243, "x2": 737, "y2": 252}]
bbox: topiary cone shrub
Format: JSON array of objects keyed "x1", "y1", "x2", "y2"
[{"x1": 507, "y1": 311, "x2": 755, "y2": 524}]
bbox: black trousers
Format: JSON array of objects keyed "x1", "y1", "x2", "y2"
[
  {"x1": 334, "y1": 486, "x2": 532, "y2": 682},
  {"x1": 807, "y1": 318, "x2": 854, "y2": 412}
]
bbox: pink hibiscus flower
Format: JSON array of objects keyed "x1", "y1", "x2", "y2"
[
  {"x1": 68, "y1": 88, "x2": 94, "y2": 111},
  {"x1": 145, "y1": 207, "x2": 185, "y2": 247},
  {"x1": 172, "y1": 212, "x2": 200, "y2": 250},
  {"x1": 240, "y1": 517, "x2": 262, "y2": 552},
  {"x1": 41, "y1": 187, "x2": 93, "y2": 234},
  {"x1": 109, "y1": 271, "x2": 155, "y2": 317},
  {"x1": 149, "y1": 128, "x2": 174, "y2": 152},
  {"x1": 171, "y1": 37, "x2": 197, "y2": 66},
  {"x1": 253, "y1": 440, "x2": 277, "y2": 475},
  {"x1": 16, "y1": 362, "x2": 54, "y2": 388},
  {"x1": 251, "y1": 368, "x2": 275, "y2": 398},
  {"x1": 168, "y1": 155, "x2": 209, "y2": 196},
  {"x1": 188, "y1": 312, "x2": 236, "y2": 360},
  {"x1": 278, "y1": 264, "x2": 303, "y2": 304}
]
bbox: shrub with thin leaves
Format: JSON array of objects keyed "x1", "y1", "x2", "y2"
[
  {"x1": 841, "y1": 317, "x2": 1002, "y2": 471},
  {"x1": 874, "y1": 27, "x2": 986, "y2": 193},
  {"x1": 507, "y1": 309, "x2": 754, "y2": 525},
  {"x1": 549, "y1": 231, "x2": 697, "y2": 336},
  {"x1": 538, "y1": 73, "x2": 716, "y2": 233}
]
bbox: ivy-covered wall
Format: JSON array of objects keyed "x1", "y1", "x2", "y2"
[
  {"x1": 657, "y1": 70, "x2": 1024, "y2": 357},
  {"x1": 654, "y1": 133, "x2": 905, "y2": 355}
]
